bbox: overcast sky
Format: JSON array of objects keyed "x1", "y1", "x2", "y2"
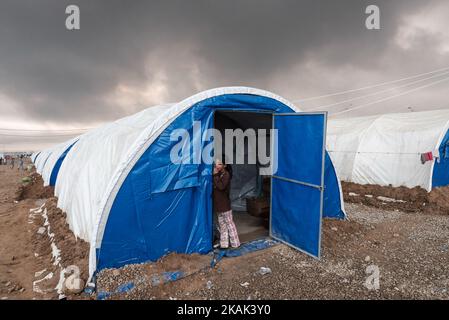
[{"x1": 1, "y1": 0, "x2": 449, "y2": 151}]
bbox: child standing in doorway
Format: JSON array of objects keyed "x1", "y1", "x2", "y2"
[{"x1": 213, "y1": 158, "x2": 240, "y2": 249}]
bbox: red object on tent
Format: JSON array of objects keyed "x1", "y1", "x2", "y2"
[{"x1": 420, "y1": 152, "x2": 433, "y2": 164}]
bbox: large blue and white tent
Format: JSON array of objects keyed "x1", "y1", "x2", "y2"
[{"x1": 32, "y1": 87, "x2": 346, "y2": 279}]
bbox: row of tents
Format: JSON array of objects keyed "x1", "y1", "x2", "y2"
[
  {"x1": 30, "y1": 87, "x2": 449, "y2": 280},
  {"x1": 327, "y1": 109, "x2": 449, "y2": 191}
]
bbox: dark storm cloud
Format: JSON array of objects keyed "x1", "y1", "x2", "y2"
[{"x1": 0, "y1": 0, "x2": 448, "y2": 129}]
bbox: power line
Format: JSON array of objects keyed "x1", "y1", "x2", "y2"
[
  {"x1": 330, "y1": 75, "x2": 449, "y2": 117},
  {"x1": 0, "y1": 127, "x2": 92, "y2": 132},
  {"x1": 307, "y1": 70, "x2": 449, "y2": 111},
  {"x1": 0, "y1": 133, "x2": 81, "y2": 138},
  {"x1": 293, "y1": 66, "x2": 449, "y2": 103}
]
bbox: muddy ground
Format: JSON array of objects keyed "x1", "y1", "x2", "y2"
[
  {"x1": 341, "y1": 181, "x2": 449, "y2": 215},
  {"x1": 0, "y1": 163, "x2": 89, "y2": 300},
  {"x1": 1, "y1": 163, "x2": 448, "y2": 300}
]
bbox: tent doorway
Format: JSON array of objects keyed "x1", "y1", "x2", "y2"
[{"x1": 213, "y1": 110, "x2": 273, "y2": 245}]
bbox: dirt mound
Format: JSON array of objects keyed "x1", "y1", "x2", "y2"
[
  {"x1": 426, "y1": 187, "x2": 449, "y2": 215},
  {"x1": 341, "y1": 182, "x2": 449, "y2": 215},
  {"x1": 43, "y1": 198, "x2": 89, "y2": 284},
  {"x1": 15, "y1": 173, "x2": 54, "y2": 201},
  {"x1": 29, "y1": 197, "x2": 90, "y2": 299}
]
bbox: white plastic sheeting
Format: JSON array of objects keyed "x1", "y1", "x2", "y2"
[
  {"x1": 34, "y1": 151, "x2": 47, "y2": 173},
  {"x1": 35, "y1": 145, "x2": 59, "y2": 175},
  {"x1": 327, "y1": 109, "x2": 449, "y2": 191},
  {"x1": 40, "y1": 137, "x2": 80, "y2": 186},
  {"x1": 31, "y1": 152, "x2": 39, "y2": 163},
  {"x1": 54, "y1": 104, "x2": 173, "y2": 240},
  {"x1": 50, "y1": 87, "x2": 300, "y2": 279}
]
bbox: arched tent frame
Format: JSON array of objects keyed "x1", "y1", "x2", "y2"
[
  {"x1": 41, "y1": 137, "x2": 80, "y2": 186},
  {"x1": 31, "y1": 152, "x2": 41, "y2": 163},
  {"x1": 35, "y1": 147, "x2": 57, "y2": 175}
]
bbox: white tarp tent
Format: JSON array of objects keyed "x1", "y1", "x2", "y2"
[
  {"x1": 327, "y1": 109, "x2": 449, "y2": 191},
  {"x1": 31, "y1": 152, "x2": 38, "y2": 163},
  {"x1": 34, "y1": 146, "x2": 57, "y2": 174},
  {"x1": 40, "y1": 137, "x2": 80, "y2": 186}
]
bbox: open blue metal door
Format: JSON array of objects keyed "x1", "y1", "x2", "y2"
[{"x1": 270, "y1": 112, "x2": 327, "y2": 258}]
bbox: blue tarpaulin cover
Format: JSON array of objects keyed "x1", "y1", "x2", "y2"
[
  {"x1": 49, "y1": 141, "x2": 77, "y2": 186},
  {"x1": 211, "y1": 238, "x2": 279, "y2": 267},
  {"x1": 433, "y1": 129, "x2": 449, "y2": 188}
]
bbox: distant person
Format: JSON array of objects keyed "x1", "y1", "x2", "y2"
[
  {"x1": 10, "y1": 157, "x2": 14, "y2": 169},
  {"x1": 18, "y1": 156, "x2": 24, "y2": 171},
  {"x1": 213, "y1": 158, "x2": 240, "y2": 249},
  {"x1": 0, "y1": 157, "x2": 3, "y2": 165}
]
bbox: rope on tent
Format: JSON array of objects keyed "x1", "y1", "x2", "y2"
[
  {"x1": 328, "y1": 150, "x2": 423, "y2": 155},
  {"x1": 306, "y1": 70, "x2": 449, "y2": 111},
  {"x1": 0, "y1": 133, "x2": 82, "y2": 138},
  {"x1": 0, "y1": 127, "x2": 93, "y2": 132},
  {"x1": 292, "y1": 66, "x2": 449, "y2": 103},
  {"x1": 330, "y1": 75, "x2": 449, "y2": 117}
]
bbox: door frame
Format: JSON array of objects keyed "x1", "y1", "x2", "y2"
[{"x1": 211, "y1": 109, "x2": 275, "y2": 246}]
